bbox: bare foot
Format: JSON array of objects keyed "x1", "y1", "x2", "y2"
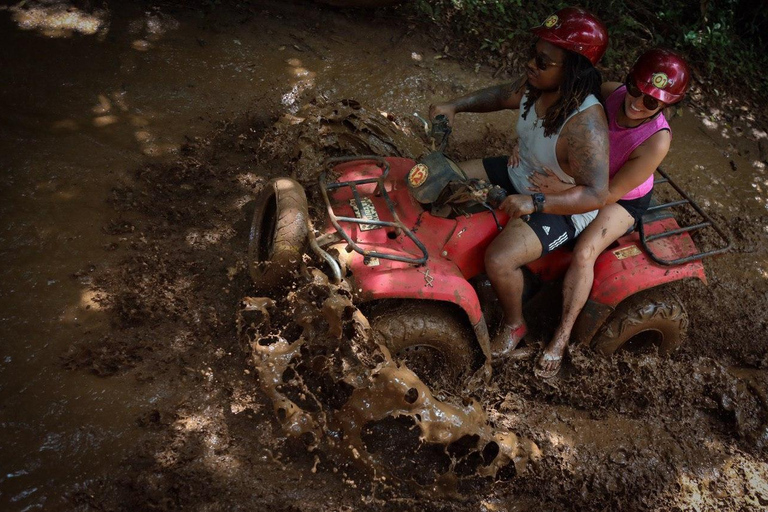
[{"x1": 534, "y1": 336, "x2": 568, "y2": 379}]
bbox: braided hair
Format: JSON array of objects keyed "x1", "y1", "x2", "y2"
[{"x1": 521, "y1": 50, "x2": 602, "y2": 137}]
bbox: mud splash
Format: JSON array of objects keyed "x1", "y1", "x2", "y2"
[
  {"x1": 260, "y1": 97, "x2": 430, "y2": 185},
  {"x1": 6, "y1": 0, "x2": 768, "y2": 509},
  {"x1": 240, "y1": 268, "x2": 539, "y2": 490}
]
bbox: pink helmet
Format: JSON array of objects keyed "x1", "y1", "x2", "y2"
[
  {"x1": 530, "y1": 7, "x2": 609, "y2": 65},
  {"x1": 629, "y1": 48, "x2": 691, "y2": 104}
]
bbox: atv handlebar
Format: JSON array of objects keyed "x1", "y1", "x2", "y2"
[
  {"x1": 486, "y1": 186, "x2": 508, "y2": 209},
  {"x1": 430, "y1": 114, "x2": 452, "y2": 153}
]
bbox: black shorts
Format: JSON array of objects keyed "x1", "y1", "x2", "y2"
[
  {"x1": 483, "y1": 156, "x2": 516, "y2": 194},
  {"x1": 482, "y1": 156, "x2": 576, "y2": 255},
  {"x1": 617, "y1": 189, "x2": 653, "y2": 230}
]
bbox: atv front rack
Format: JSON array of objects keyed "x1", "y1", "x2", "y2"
[
  {"x1": 638, "y1": 167, "x2": 731, "y2": 265},
  {"x1": 319, "y1": 156, "x2": 428, "y2": 265}
]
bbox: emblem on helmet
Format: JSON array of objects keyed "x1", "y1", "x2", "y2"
[
  {"x1": 408, "y1": 164, "x2": 429, "y2": 188},
  {"x1": 651, "y1": 72, "x2": 669, "y2": 89},
  {"x1": 544, "y1": 15, "x2": 559, "y2": 28}
]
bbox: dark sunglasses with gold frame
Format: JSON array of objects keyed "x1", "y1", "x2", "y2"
[
  {"x1": 625, "y1": 76, "x2": 666, "y2": 111},
  {"x1": 529, "y1": 42, "x2": 562, "y2": 71}
]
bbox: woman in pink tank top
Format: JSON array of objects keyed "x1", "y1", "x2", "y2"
[{"x1": 534, "y1": 48, "x2": 692, "y2": 378}]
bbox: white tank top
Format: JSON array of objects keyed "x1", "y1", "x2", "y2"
[{"x1": 508, "y1": 92, "x2": 601, "y2": 235}]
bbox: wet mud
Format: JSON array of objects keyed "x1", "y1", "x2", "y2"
[
  {"x1": 3, "y1": 1, "x2": 768, "y2": 511},
  {"x1": 66, "y1": 97, "x2": 768, "y2": 510},
  {"x1": 241, "y1": 269, "x2": 539, "y2": 489}
]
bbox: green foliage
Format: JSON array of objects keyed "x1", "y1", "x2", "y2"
[{"x1": 409, "y1": 0, "x2": 767, "y2": 102}]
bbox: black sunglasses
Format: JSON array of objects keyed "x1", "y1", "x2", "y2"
[
  {"x1": 625, "y1": 79, "x2": 664, "y2": 111},
  {"x1": 529, "y1": 43, "x2": 561, "y2": 71}
]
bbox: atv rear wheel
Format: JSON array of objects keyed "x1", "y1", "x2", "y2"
[
  {"x1": 591, "y1": 289, "x2": 688, "y2": 356},
  {"x1": 248, "y1": 178, "x2": 308, "y2": 292},
  {"x1": 369, "y1": 302, "x2": 475, "y2": 386}
]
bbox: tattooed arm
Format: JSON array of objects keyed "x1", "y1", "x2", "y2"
[
  {"x1": 429, "y1": 76, "x2": 526, "y2": 125},
  {"x1": 512, "y1": 104, "x2": 609, "y2": 216}
]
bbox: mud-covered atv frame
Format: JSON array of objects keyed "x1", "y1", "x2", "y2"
[{"x1": 248, "y1": 125, "x2": 731, "y2": 380}]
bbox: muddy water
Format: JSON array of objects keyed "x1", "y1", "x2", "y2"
[
  {"x1": 0, "y1": 2, "x2": 505, "y2": 508},
  {"x1": 1, "y1": 0, "x2": 768, "y2": 510},
  {"x1": 0, "y1": 1, "x2": 331, "y2": 508}
]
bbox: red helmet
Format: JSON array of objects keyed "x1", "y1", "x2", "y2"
[
  {"x1": 628, "y1": 48, "x2": 691, "y2": 104},
  {"x1": 530, "y1": 7, "x2": 608, "y2": 65}
]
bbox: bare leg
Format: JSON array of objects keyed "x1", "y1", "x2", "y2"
[
  {"x1": 485, "y1": 219, "x2": 543, "y2": 358},
  {"x1": 458, "y1": 159, "x2": 490, "y2": 180},
  {"x1": 537, "y1": 205, "x2": 635, "y2": 376}
]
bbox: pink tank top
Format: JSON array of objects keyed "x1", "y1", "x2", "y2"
[{"x1": 606, "y1": 85, "x2": 670, "y2": 200}]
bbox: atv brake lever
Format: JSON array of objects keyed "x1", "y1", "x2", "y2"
[
  {"x1": 413, "y1": 113, "x2": 430, "y2": 135},
  {"x1": 485, "y1": 186, "x2": 531, "y2": 228},
  {"x1": 480, "y1": 202, "x2": 503, "y2": 232}
]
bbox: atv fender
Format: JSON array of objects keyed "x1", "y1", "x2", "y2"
[
  {"x1": 353, "y1": 258, "x2": 492, "y2": 362},
  {"x1": 573, "y1": 219, "x2": 707, "y2": 344},
  {"x1": 590, "y1": 221, "x2": 707, "y2": 308}
]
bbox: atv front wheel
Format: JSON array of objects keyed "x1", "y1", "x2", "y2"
[
  {"x1": 369, "y1": 302, "x2": 475, "y2": 386},
  {"x1": 591, "y1": 289, "x2": 688, "y2": 356},
  {"x1": 248, "y1": 178, "x2": 308, "y2": 292}
]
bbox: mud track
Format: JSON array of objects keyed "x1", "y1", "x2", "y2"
[
  {"x1": 73, "y1": 101, "x2": 768, "y2": 510},
  {"x1": 3, "y1": 1, "x2": 768, "y2": 510}
]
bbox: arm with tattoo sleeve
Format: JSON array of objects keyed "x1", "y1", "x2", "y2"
[
  {"x1": 453, "y1": 78, "x2": 525, "y2": 112},
  {"x1": 535, "y1": 104, "x2": 609, "y2": 215},
  {"x1": 429, "y1": 77, "x2": 526, "y2": 123}
]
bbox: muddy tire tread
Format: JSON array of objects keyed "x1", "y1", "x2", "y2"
[
  {"x1": 591, "y1": 289, "x2": 689, "y2": 356},
  {"x1": 249, "y1": 178, "x2": 308, "y2": 292},
  {"x1": 370, "y1": 302, "x2": 475, "y2": 374}
]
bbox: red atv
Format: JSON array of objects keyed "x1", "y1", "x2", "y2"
[{"x1": 248, "y1": 118, "x2": 730, "y2": 381}]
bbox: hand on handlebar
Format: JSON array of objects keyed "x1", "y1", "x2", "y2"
[
  {"x1": 499, "y1": 194, "x2": 535, "y2": 219},
  {"x1": 428, "y1": 103, "x2": 456, "y2": 127}
]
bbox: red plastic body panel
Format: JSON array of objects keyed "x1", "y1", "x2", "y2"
[
  {"x1": 588, "y1": 217, "x2": 707, "y2": 306},
  {"x1": 337, "y1": 246, "x2": 485, "y2": 325},
  {"x1": 527, "y1": 216, "x2": 708, "y2": 306},
  {"x1": 525, "y1": 248, "x2": 573, "y2": 281},
  {"x1": 327, "y1": 158, "x2": 457, "y2": 259},
  {"x1": 324, "y1": 158, "x2": 486, "y2": 324},
  {"x1": 322, "y1": 157, "x2": 707, "y2": 324},
  {"x1": 443, "y1": 210, "x2": 509, "y2": 278}
]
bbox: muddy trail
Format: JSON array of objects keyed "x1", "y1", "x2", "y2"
[{"x1": 2, "y1": 1, "x2": 768, "y2": 511}]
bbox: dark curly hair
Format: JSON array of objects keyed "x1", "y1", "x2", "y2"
[{"x1": 521, "y1": 50, "x2": 602, "y2": 137}]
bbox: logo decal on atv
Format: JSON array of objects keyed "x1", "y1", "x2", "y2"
[
  {"x1": 408, "y1": 164, "x2": 429, "y2": 188},
  {"x1": 613, "y1": 245, "x2": 642, "y2": 259},
  {"x1": 349, "y1": 197, "x2": 381, "y2": 231}
]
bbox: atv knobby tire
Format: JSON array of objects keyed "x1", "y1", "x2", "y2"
[
  {"x1": 370, "y1": 302, "x2": 475, "y2": 384},
  {"x1": 591, "y1": 289, "x2": 688, "y2": 356},
  {"x1": 248, "y1": 178, "x2": 308, "y2": 292}
]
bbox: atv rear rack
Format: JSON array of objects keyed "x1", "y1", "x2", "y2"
[
  {"x1": 319, "y1": 156, "x2": 428, "y2": 265},
  {"x1": 638, "y1": 167, "x2": 731, "y2": 266}
]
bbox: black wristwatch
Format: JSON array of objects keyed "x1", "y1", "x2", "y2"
[{"x1": 532, "y1": 192, "x2": 546, "y2": 213}]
